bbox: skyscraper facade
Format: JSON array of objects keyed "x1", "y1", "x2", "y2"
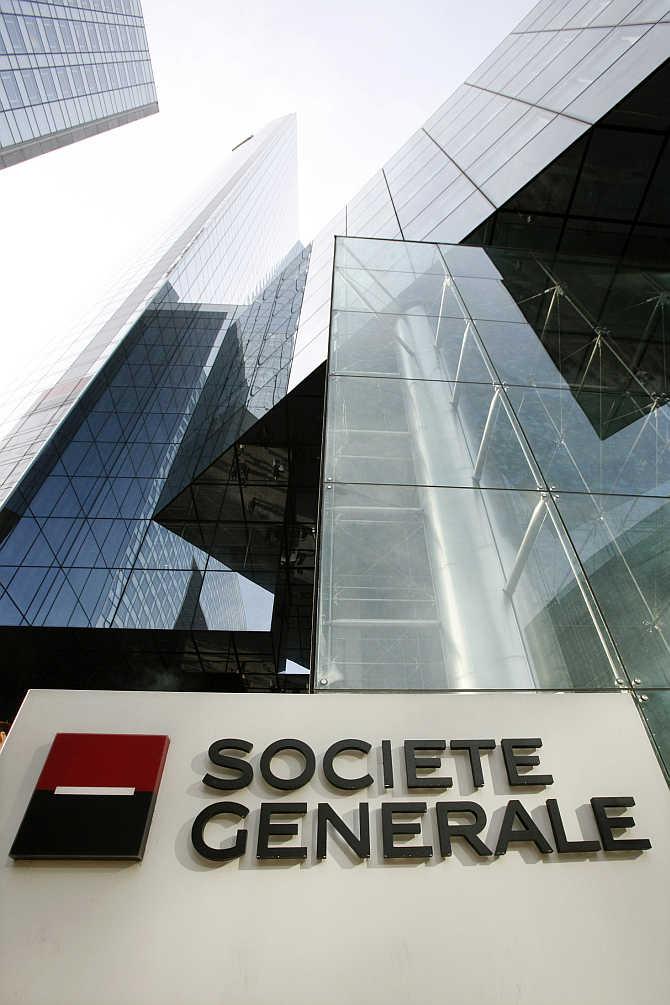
[
  {"x1": 0, "y1": 0, "x2": 669, "y2": 788},
  {"x1": 0, "y1": 113, "x2": 303, "y2": 704},
  {"x1": 0, "y1": 0, "x2": 157, "y2": 169}
]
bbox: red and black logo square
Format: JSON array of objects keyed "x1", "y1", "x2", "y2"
[{"x1": 10, "y1": 733, "x2": 170, "y2": 861}]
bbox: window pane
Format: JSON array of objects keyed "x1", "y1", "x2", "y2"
[
  {"x1": 3, "y1": 15, "x2": 27, "y2": 53},
  {"x1": 317, "y1": 482, "x2": 616, "y2": 690}
]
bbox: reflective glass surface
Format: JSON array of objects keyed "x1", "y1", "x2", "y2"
[
  {"x1": 286, "y1": 0, "x2": 669, "y2": 394},
  {"x1": 0, "y1": 2, "x2": 158, "y2": 168},
  {"x1": 320, "y1": 234, "x2": 670, "y2": 783},
  {"x1": 508, "y1": 386, "x2": 670, "y2": 497},
  {"x1": 557, "y1": 491, "x2": 670, "y2": 687},
  {"x1": 326, "y1": 375, "x2": 538, "y2": 491},
  {"x1": 0, "y1": 120, "x2": 308, "y2": 714},
  {"x1": 2, "y1": 0, "x2": 670, "y2": 774},
  {"x1": 318, "y1": 481, "x2": 615, "y2": 691},
  {"x1": 640, "y1": 689, "x2": 670, "y2": 777},
  {"x1": 0, "y1": 116, "x2": 299, "y2": 510},
  {"x1": 318, "y1": 236, "x2": 659, "y2": 694}
]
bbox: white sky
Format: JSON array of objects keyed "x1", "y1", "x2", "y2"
[{"x1": 0, "y1": 0, "x2": 533, "y2": 420}]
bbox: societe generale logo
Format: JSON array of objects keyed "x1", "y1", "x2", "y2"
[{"x1": 10, "y1": 733, "x2": 169, "y2": 861}]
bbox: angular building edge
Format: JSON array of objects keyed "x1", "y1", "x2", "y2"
[{"x1": 0, "y1": 102, "x2": 159, "y2": 170}]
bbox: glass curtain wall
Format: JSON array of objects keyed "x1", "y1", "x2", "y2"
[
  {"x1": 0, "y1": 244, "x2": 305, "y2": 703},
  {"x1": 317, "y1": 235, "x2": 670, "y2": 775},
  {"x1": 0, "y1": 0, "x2": 157, "y2": 167}
]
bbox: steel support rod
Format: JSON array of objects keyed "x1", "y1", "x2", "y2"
[
  {"x1": 504, "y1": 497, "x2": 547, "y2": 597},
  {"x1": 472, "y1": 386, "x2": 501, "y2": 483},
  {"x1": 450, "y1": 322, "x2": 471, "y2": 405}
]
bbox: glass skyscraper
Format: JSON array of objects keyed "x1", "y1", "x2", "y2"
[
  {"x1": 1, "y1": 0, "x2": 669, "y2": 785},
  {"x1": 0, "y1": 0, "x2": 157, "y2": 169}
]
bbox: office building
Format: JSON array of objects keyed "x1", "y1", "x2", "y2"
[
  {"x1": 0, "y1": 0, "x2": 157, "y2": 168},
  {"x1": 2, "y1": 4, "x2": 670, "y2": 1003},
  {"x1": 0, "y1": 3, "x2": 668, "y2": 765}
]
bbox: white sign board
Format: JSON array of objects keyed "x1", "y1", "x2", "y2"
[{"x1": 1, "y1": 689, "x2": 668, "y2": 1004}]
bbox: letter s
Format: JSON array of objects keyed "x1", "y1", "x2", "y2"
[{"x1": 203, "y1": 738, "x2": 253, "y2": 790}]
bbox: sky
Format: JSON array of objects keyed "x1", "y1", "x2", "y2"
[{"x1": 0, "y1": 0, "x2": 533, "y2": 430}]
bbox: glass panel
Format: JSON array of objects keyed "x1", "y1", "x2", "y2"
[
  {"x1": 456, "y1": 100, "x2": 527, "y2": 169},
  {"x1": 446, "y1": 93, "x2": 510, "y2": 158},
  {"x1": 395, "y1": 161, "x2": 462, "y2": 227},
  {"x1": 623, "y1": 0, "x2": 670, "y2": 21},
  {"x1": 199, "y1": 571, "x2": 273, "y2": 631},
  {"x1": 335, "y1": 237, "x2": 445, "y2": 274},
  {"x1": 112, "y1": 569, "x2": 194, "y2": 629},
  {"x1": 454, "y1": 276, "x2": 529, "y2": 324},
  {"x1": 426, "y1": 86, "x2": 486, "y2": 148},
  {"x1": 439, "y1": 245, "x2": 502, "y2": 280},
  {"x1": 475, "y1": 319, "x2": 567, "y2": 388},
  {"x1": 0, "y1": 71, "x2": 22, "y2": 109},
  {"x1": 540, "y1": 25, "x2": 646, "y2": 111},
  {"x1": 317, "y1": 482, "x2": 616, "y2": 690},
  {"x1": 40, "y1": 69, "x2": 57, "y2": 101},
  {"x1": 564, "y1": 23, "x2": 670, "y2": 122},
  {"x1": 420, "y1": 189, "x2": 495, "y2": 245},
  {"x1": 468, "y1": 108, "x2": 556, "y2": 187},
  {"x1": 55, "y1": 67, "x2": 72, "y2": 98},
  {"x1": 22, "y1": 16, "x2": 44, "y2": 52},
  {"x1": 558, "y1": 491, "x2": 670, "y2": 685},
  {"x1": 331, "y1": 267, "x2": 460, "y2": 318},
  {"x1": 330, "y1": 310, "x2": 480, "y2": 382},
  {"x1": 508, "y1": 386, "x2": 670, "y2": 497},
  {"x1": 500, "y1": 30, "x2": 578, "y2": 96},
  {"x1": 639, "y1": 689, "x2": 670, "y2": 779},
  {"x1": 388, "y1": 144, "x2": 448, "y2": 205},
  {"x1": 402, "y1": 174, "x2": 476, "y2": 241},
  {"x1": 548, "y1": 0, "x2": 603, "y2": 28},
  {"x1": 323, "y1": 238, "x2": 648, "y2": 696},
  {"x1": 586, "y1": 0, "x2": 646, "y2": 27},
  {"x1": 134, "y1": 522, "x2": 209, "y2": 570},
  {"x1": 20, "y1": 69, "x2": 41, "y2": 104},
  {"x1": 3, "y1": 15, "x2": 27, "y2": 53},
  {"x1": 481, "y1": 117, "x2": 590, "y2": 208},
  {"x1": 326, "y1": 375, "x2": 538, "y2": 491},
  {"x1": 483, "y1": 33, "x2": 551, "y2": 93},
  {"x1": 517, "y1": 27, "x2": 609, "y2": 106}
]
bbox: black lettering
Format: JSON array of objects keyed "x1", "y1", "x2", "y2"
[
  {"x1": 257, "y1": 803, "x2": 308, "y2": 859},
  {"x1": 435, "y1": 801, "x2": 492, "y2": 857},
  {"x1": 501, "y1": 738, "x2": 553, "y2": 786},
  {"x1": 191, "y1": 801, "x2": 248, "y2": 862},
  {"x1": 381, "y1": 740, "x2": 394, "y2": 788},
  {"x1": 260, "y1": 739, "x2": 315, "y2": 791},
  {"x1": 316, "y1": 802, "x2": 370, "y2": 859},
  {"x1": 449, "y1": 739, "x2": 495, "y2": 788},
  {"x1": 381, "y1": 801, "x2": 432, "y2": 859},
  {"x1": 404, "y1": 740, "x2": 452, "y2": 789},
  {"x1": 323, "y1": 739, "x2": 372, "y2": 790},
  {"x1": 546, "y1": 798, "x2": 600, "y2": 853},
  {"x1": 495, "y1": 799, "x2": 553, "y2": 855},
  {"x1": 590, "y1": 797, "x2": 651, "y2": 851},
  {"x1": 203, "y1": 738, "x2": 253, "y2": 791}
]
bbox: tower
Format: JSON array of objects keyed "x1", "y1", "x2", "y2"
[
  {"x1": 0, "y1": 1, "x2": 158, "y2": 169},
  {"x1": 0, "y1": 4, "x2": 668, "y2": 782}
]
